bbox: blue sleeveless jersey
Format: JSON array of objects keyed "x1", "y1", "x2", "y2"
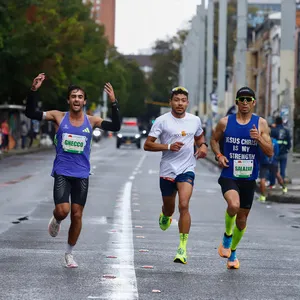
[
  {"x1": 51, "y1": 112, "x2": 92, "y2": 178},
  {"x1": 221, "y1": 114, "x2": 260, "y2": 180}
]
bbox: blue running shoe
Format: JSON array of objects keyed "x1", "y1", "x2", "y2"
[
  {"x1": 227, "y1": 250, "x2": 239, "y2": 269},
  {"x1": 218, "y1": 234, "x2": 232, "y2": 258}
]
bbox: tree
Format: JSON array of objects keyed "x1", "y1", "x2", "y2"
[
  {"x1": 0, "y1": 0, "x2": 149, "y2": 120},
  {"x1": 148, "y1": 29, "x2": 188, "y2": 118},
  {"x1": 0, "y1": 0, "x2": 108, "y2": 110}
]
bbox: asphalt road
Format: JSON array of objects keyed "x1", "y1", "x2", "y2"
[{"x1": 0, "y1": 137, "x2": 300, "y2": 300}]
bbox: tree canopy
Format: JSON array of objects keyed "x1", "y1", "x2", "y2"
[{"x1": 0, "y1": 0, "x2": 147, "y2": 118}]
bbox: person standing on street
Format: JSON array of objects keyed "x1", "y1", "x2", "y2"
[
  {"x1": 1, "y1": 119, "x2": 9, "y2": 151},
  {"x1": 258, "y1": 135, "x2": 287, "y2": 202},
  {"x1": 144, "y1": 86, "x2": 208, "y2": 264},
  {"x1": 210, "y1": 87, "x2": 273, "y2": 269},
  {"x1": 25, "y1": 73, "x2": 121, "y2": 268},
  {"x1": 21, "y1": 120, "x2": 29, "y2": 149},
  {"x1": 271, "y1": 116, "x2": 291, "y2": 183}
]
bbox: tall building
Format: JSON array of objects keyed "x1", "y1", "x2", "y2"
[{"x1": 83, "y1": 0, "x2": 116, "y2": 45}]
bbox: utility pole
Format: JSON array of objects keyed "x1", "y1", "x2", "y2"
[
  {"x1": 197, "y1": 2, "x2": 206, "y2": 116},
  {"x1": 217, "y1": 0, "x2": 228, "y2": 117},
  {"x1": 206, "y1": 0, "x2": 214, "y2": 119},
  {"x1": 236, "y1": 0, "x2": 248, "y2": 89},
  {"x1": 279, "y1": 0, "x2": 296, "y2": 151},
  {"x1": 189, "y1": 17, "x2": 200, "y2": 112}
]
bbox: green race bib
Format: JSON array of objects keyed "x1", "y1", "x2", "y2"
[
  {"x1": 62, "y1": 133, "x2": 86, "y2": 154},
  {"x1": 233, "y1": 160, "x2": 253, "y2": 178}
]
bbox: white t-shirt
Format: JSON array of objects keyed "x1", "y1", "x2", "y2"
[{"x1": 149, "y1": 112, "x2": 203, "y2": 178}]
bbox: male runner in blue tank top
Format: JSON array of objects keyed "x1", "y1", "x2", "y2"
[
  {"x1": 25, "y1": 73, "x2": 121, "y2": 268},
  {"x1": 210, "y1": 87, "x2": 273, "y2": 269}
]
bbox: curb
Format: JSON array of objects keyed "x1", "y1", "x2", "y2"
[
  {"x1": 0, "y1": 146, "x2": 54, "y2": 160},
  {"x1": 266, "y1": 194, "x2": 300, "y2": 204}
]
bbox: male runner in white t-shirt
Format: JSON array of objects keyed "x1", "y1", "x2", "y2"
[{"x1": 144, "y1": 86, "x2": 208, "y2": 264}]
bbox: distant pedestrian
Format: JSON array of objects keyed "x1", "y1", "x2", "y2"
[
  {"x1": 258, "y1": 136, "x2": 287, "y2": 202},
  {"x1": 271, "y1": 117, "x2": 291, "y2": 181},
  {"x1": 1, "y1": 119, "x2": 9, "y2": 151},
  {"x1": 21, "y1": 121, "x2": 28, "y2": 149}
]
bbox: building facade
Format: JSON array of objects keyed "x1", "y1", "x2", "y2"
[
  {"x1": 245, "y1": 10, "x2": 300, "y2": 120},
  {"x1": 83, "y1": 0, "x2": 116, "y2": 45}
]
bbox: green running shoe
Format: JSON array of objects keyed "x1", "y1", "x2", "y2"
[
  {"x1": 259, "y1": 195, "x2": 266, "y2": 202},
  {"x1": 159, "y1": 213, "x2": 172, "y2": 231},
  {"x1": 174, "y1": 247, "x2": 187, "y2": 264}
]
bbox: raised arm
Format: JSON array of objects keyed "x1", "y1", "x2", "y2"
[
  {"x1": 89, "y1": 83, "x2": 121, "y2": 131},
  {"x1": 25, "y1": 73, "x2": 63, "y2": 124}
]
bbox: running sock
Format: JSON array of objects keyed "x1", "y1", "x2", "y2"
[
  {"x1": 66, "y1": 244, "x2": 74, "y2": 254},
  {"x1": 179, "y1": 233, "x2": 189, "y2": 248},
  {"x1": 231, "y1": 225, "x2": 246, "y2": 251},
  {"x1": 225, "y1": 211, "x2": 236, "y2": 236}
]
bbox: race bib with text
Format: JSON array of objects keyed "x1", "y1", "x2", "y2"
[
  {"x1": 62, "y1": 133, "x2": 86, "y2": 154},
  {"x1": 233, "y1": 160, "x2": 253, "y2": 178}
]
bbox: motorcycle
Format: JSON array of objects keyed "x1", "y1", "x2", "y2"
[{"x1": 93, "y1": 128, "x2": 102, "y2": 143}]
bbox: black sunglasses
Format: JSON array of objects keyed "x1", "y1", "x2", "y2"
[{"x1": 236, "y1": 96, "x2": 255, "y2": 103}]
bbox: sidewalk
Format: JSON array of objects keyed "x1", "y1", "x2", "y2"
[
  {"x1": 205, "y1": 151, "x2": 300, "y2": 204},
  {"x1": 0, "y1": 144, "x2": 54, "y2": 160}
]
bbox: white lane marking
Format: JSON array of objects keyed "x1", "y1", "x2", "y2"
[
  {"x1": 92, "y1": 153, "x2": 146, "y2": 299},
  {"x1": 98, "y1": 181, "x2": 138, "y2": 300},
  {"x1": 148, "y1": 169, "x2": 158, "y2": 175},
  {"x1": 204, "y1": 189, "x2": 217, "y2": 194},
  {"x1": 136, "y1": 154, "x2": 146, "y2": 169}
]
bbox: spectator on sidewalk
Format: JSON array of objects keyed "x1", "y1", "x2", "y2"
[
  {"x1": 21, "y1": 121, "x2": 28, "y2": 149},
  {"x1": 271, "y1": 117, "x2": 291, "y2": 181},
  {"x1": 1, "y1": 119, "x2": 9, "y2": 151},
  {"x1": 259, "y1": 136, "x2": 288, "y2": 202}
]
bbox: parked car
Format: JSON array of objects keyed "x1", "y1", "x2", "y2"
[{"x1": 116, "y1": 125, "x2": 141, "y2": 148}]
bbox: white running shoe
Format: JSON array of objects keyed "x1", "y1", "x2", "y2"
[
  {"x1": 48, "y1": 216, "x2": 61, "y2": 237},
  {"x1": 65, "y1": 253, "x2": 78, "y2": 268}
]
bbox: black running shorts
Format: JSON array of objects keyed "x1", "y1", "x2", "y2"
[
  {"x1": 218, "y1": 176, "x2": 256, "y2": 209},
  {"x1": 53, "y1": 173, "x2": 89, "y2": 207}
]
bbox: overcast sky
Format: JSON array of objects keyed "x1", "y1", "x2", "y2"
[{"x1": 115, "y1": 0, "x2": 206, "y2": 54}]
